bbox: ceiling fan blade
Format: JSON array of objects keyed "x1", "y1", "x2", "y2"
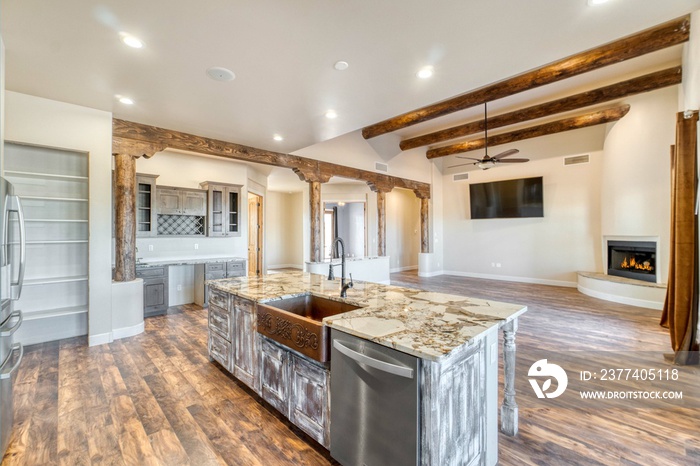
[
  {"x1": 493, "y1": 148, "x2": 520, "y2": 160},
  {"x1": 446, "y1": 162, "x2": 476, "y2": 169},
  {"x1": 497, "y1": 158, "x2": 530, "y2": 163},
  {"x1": 455, "y1": 156, "x2": 483, "y2": 161}
]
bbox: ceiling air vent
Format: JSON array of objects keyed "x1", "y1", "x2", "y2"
[
  {"x1": 375, "y1": 162, "x2": 389, "y2": 172},
  {"x1": 564, "y1": 154, "x2": 590, "y2": 166},
  {"x1": 453, "y1": 173, "x2": 469, "y2": 182}
]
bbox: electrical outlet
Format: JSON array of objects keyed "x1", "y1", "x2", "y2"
[
  {"x1": 177, "y1": 285, "x2": 182, "y2": 291},
  {"x1": 194, "y1": 243, "x2": 199, "y2": 250},
  {"x1": 148, "y1": 245, "x2": 154, "y2": 251},
  {"x1": 496, "y1": 263, "x2": 501, "y2": 268}
]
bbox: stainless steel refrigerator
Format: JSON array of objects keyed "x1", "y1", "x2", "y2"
[{"x1": 0, "y1": 177, "x2": 24, "y2": 456}]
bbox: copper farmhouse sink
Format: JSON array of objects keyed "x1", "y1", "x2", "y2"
[{"x1": 257, "y1": 294, "x2": 361, "y2": 362}]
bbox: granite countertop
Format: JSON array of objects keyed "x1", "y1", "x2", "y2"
[
  {"x1": 136, "y1": 256, "x2": 246, "y2": 268},
  {"x1": 208, "y1": 271, "x2": 527, "y2": 361},
  {"x1": 305, "y1": 256, "x2": 387, "y2": 265}
]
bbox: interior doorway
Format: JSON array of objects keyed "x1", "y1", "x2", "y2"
[{"x1": 247, "y1": 192, "x2": 263, "y2": 276}]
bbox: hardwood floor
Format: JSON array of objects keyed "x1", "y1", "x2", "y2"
[{"x1": 2, "y1": 272, "x2": 698, "y2": 465}]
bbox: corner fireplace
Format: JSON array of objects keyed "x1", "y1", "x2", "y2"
[{"x1": 607, "y1": 240, "x2": 656, "y2": 283}]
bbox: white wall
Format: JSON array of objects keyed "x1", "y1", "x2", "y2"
[
  {"x1": 266, "y1": 191, "x2": 303, "y2": 269},
  {"x1": 6, "y1": 92, "x2": 113, "y2": 341},
  {"x1": 386, "y1": 188, "x2": 421, "y2": 272},
  {"x1": 600, "y1": 86, "x2": 677, "y2": 283},
  {"x1": 442, "y1": 151, "x2": 603, "y2": 286}
]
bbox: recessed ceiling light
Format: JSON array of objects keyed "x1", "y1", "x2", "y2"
[
  {"x1": 273, "y1": 134, "x2": 284, "y2": 141},
  {"x1": 417, "y1": 66, "x2": 434, "y2": 79},
  {"x1": 334, "y1": 61, "x2": 349, "y2": 71},
  {"x1": 206, "y1": 67, "x2": 236, "y2": 82},
  {"x1": 325, "y1": 110, "x2": 338, "y2": 119},
  {"x1": 587, "y1": 0, "x2": 610, "y2": 5},
  {"x1": 118, "y1": 97, "x2": 134, "y2": 105},
  {"x1": 119, "y1": 33, "x2": 144, "y2": 49}
]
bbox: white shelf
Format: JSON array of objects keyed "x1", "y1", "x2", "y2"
[
  {"x1": 22, "y1": 305, "x2": 88, "y2": 321},
  {"x1": 21, "y1": 195, "x2": 88, "y2": 202},
  {"x1": 4, "y1": 170, "x2": 88, "y2": 181},
  {"x1": 23, "y1": 275, "x2": 88, "y2": 286},
  {"x1": 24, "y1": 219, "x2": 88, "y2": 223},
  {"x1": 9, "y1": 240, "x2": 88, "y2": 245}
]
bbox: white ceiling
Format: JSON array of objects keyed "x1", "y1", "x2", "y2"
[{"x1": 2, "y1": 0, "x2": 699, "y2": 175}]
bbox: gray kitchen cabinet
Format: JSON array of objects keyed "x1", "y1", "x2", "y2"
[
  {"x1": 231, "y1": 296, "x2": 259, "y2": 392},
  {"x1": 289, "y1": 353, "x2": 330, "y2": 447},
  {"x1": 136, "y1": 266, "x2": 169, "y2": 317},
  {"x1": 259, "y1": 336, "x2": 290, "y2": 415},
  {"x1": 226, "y1": 260, "x2": 245, "y2": 278},
  {"x1": 136, "y1": 173, "x2": 158, "y2": 237},
  {"x1": 200, "y1": 182, "x2": 241, "y2": 237},
  {"x1": 208, "y1": 291, "x2": 233, "y2": 371},
  {"x1": 156, "y1": 186, "x2": 207, "y2": 216},
  {"x1": 156, "y1": 187, "x2": 181, "y2": 215}
]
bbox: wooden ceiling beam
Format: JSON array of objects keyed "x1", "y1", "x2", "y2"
[
  {"x1": 426, "y1": 105, "x2": 630, "y2": 159},
  {"x1": 401, "y1": 66, "x2": 681, "y2": 151},
  {"x1": 362, "y1": 16, "x2": 689, "y2": 140},
  {"x1": 112, "y1": 119, "x2": 431, "y2": 198}
]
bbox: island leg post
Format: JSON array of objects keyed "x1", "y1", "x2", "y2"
[{"x1": 501, "y1": 318, "x2": 518, "y2": 436}]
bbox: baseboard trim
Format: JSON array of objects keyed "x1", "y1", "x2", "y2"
[
  {"x1": 112, "y1": 321, "x2": 145, "y2": 340},
  {"x1": 442, "y1": 270, "x2": 577, "y2": 288},
  {"x1": 577, "y1": 284, "x2": 664, "y2": 310},
  {"x1": 268, "y1": 264, "x2": 303, "y2": 270},
  {"x1": 89, "y1": 332, "x2": 112, "y2": 347},
  {"x1": 390, "y1": 265, "x2": 418, "y2": 273},
  {"x1": 418, "y1": 270, "x2": 444, "y2": 278}
]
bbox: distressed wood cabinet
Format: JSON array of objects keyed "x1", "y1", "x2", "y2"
[
  {"x1": 200, "y1": 182, "x2": 241, "y2": 237},
  {"x1": 207, "y1": 290, "x2": 232, "y2": 371},
  {"x1": 289, "y1": 353, "x2": 330, "y2": 447},
  {"x1": 231, "y1": 296, "x2": 259, "y2": 392},
  {"x1": 259, "y1": 336, "x2": 290, "y2": 415}
]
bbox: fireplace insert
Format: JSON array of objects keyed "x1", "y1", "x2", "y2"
[{"x1": 607, "y1": 240, "x2": 656, "y2": 283}]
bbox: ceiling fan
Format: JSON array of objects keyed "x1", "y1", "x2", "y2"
[{"x1": 448, "y1": 102, "x2": 530, "y2": 170}]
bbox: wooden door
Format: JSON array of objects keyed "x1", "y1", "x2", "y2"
[{"x1": 247, "y1": 193, "x2": 263, "y2": 276}]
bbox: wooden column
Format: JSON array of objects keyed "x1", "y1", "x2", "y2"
[
  {"x1": 309, "y1": 181, "x2": 323, "y2": 263},
  {"x1": 377, "y1": 192, "x2": 387, "y2": 256},
  {"x1": 112, "y1": 138, "x2": 165, "y2": 282},
  {"x1": 294, "y1": 168, "x2": 332, "y2": 263},
  {"x1": 501, "y1": 319, "x2": 519, "y2": 436},
  {"x1": 114, "y1": 153, "x2": 137, "y2": 282},
  {"x1": 419, "y1": 197, "x2": 429, "y2": 254}
]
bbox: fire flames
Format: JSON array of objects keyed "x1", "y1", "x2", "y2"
[{"x1": 621, "y1": 256, "x2": 654, "y2": 272}]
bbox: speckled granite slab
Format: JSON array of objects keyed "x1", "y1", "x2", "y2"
[
  {"x1": 135, "y1": 257, "x2": 245, "y2": 268},
  {"x1": 208, "y1": 271, "x2": 527, "y2": 361}
]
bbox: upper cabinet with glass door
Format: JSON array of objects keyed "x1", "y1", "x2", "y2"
[
  {"x1": 136, "y1": 174, "x2": 158, "y2": 237},
  {"x1": 200, "y1": 182, "x2": 242, "y2": 237}
]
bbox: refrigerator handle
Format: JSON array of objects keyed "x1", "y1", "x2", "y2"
[
  {"x1": 333, "y1": 340, "x2": 414, "y2": 379},
  {"x1": 0, "y1": 343, "x2": 23, "y2": 380},
  {"x1": 9, "y1": 195, "x2": 26, "y2": 301},
  {"x1": 0, "y1": 310, "x2": 22, "y2": 337}
]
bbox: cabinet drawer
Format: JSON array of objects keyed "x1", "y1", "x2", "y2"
[
  {"x1": 208, "y1": 332, "x2": 231, "y2": 371},
  {"x1": 136, "y1": 266, "x2": 166, "y2": 278},
  {"x1": 206, "y1": 262, "x2": 225, "y2": 273},
  {"x1": 206, "y1": 270, "x2": 226, "y2": 280},
  {"x1": 233, "y1": 296, "x2": 254, "y2": 314},
  {"x1": 209, "y1": 288, "x2": 228, "y2": 309},
  {"x1": 208, "y1": 304, "x2": 232, "y2": 340},
  {"x1": 226, "y1": 261, "x2": 244, "y2": 272}
]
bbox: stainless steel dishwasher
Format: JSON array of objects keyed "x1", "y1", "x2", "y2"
[{"x1": 330, "y1": 329, "x2": 420, "y2": 466}]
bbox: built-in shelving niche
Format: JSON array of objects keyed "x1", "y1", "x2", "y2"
[{"x1": 4, "y1": 142, "x2": 89, "y2": 344}]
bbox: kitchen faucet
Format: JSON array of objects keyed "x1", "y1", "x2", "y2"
[{"x1": 327, "y1": 237, "x2": 354, "y2": 297}]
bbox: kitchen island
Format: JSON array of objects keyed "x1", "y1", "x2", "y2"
[{"x1": 207, "y1": 271, "x2": 526, "y2": 465}]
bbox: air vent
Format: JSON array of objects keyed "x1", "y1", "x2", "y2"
[
  {"x1": 375, "y1": 162, "x2": 389, "y2": 173},
  {"x1": 453, "y1": 173, "x2": 470, "y2": 182},
  {"x1": 564, "y1": 154, "x2": 590, "y2": 166}
]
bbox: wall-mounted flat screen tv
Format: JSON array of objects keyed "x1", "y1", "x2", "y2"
[{"x1": 469, "y1": 176, "x2": 544, "y2": 219}]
